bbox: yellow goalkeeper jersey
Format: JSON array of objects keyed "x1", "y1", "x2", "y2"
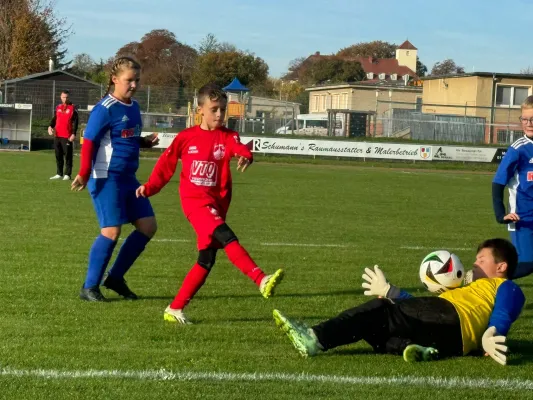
[{"x1": 439, "y1": 277, "x2": 506, "y2": 355}]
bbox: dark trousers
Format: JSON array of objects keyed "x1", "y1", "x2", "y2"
[
  {"x1": 312, "y1": 297, "x2": 463, "y2": 357},
  {"x1": 54, "y1": 137, "x2": 73, "y2": 176}
]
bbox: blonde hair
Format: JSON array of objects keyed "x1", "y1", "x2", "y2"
[
  {"x1": 522, "y1": 95, "x2": 533, "y2": 110},
  {"x1": 103, "y1": 56, "x2": 141, "y2": 98}
]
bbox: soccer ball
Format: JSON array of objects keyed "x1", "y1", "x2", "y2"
[{"x1": 419, "y1": 250, "x2": 465, "y2": 293}]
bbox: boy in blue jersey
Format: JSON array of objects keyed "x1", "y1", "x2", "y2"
[
  {"x1": 71, "y1": 57, "x2": 159, "y2": 302},
  {"x1": 493, "y1": 95, "x2": 533, "y2": 279},
  {"x1": 273, "y1": 239, "x2": 524, "y2": 366}
]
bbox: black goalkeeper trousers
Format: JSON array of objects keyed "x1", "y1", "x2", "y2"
[{"x1": 312, "y1": 297, "x2": 463, "y2": 357}]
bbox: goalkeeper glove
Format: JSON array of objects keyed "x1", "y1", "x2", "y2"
[
  {"x1": 482, "y1": 326, "x2": 508, "y2": 366},
  {"x1": 362, "y1": 265, "x2": 390, "y2": 297}
]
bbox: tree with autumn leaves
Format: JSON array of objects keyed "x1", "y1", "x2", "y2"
[
  {"x1": 1, "y1": 0, "x2": 465, "y2": 105},
  {"x1": 0, "y1": 0, "x2": 70, "y2": 80}
]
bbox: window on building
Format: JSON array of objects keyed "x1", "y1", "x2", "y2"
[
  {"x1": 314, "y1": 95, "x2": 320, "y2": 111},
  {"x1": 367, "y1": 72, "x2": 374, "y2": 80},
  {"x1": 341, "y1": 92, "x2": 348, "y2": 109},
  {"x1": 415, "y1": 97, "x2": 423, "y2": 111},
  {"x1": 379, "y1": 73, "x2": 386, "y2": 80},
  {"x1": 391, "y1": 74, "x2": 397, "y2": 81},
  {"x1": 406, "y1": 51, "x2": 410, "y2": 56},
  {"x1": 332, "y1": 94, "x2": 340, "y2": 109},
  {"x1": 496, "y1": 85, "x2": 530, "y2": 107},
  {"x1": 321, "y1": 95, "x2": 326, "y2": 111}
]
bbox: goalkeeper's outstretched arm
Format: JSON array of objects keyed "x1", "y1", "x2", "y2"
[{"x1": 361, "y1": 265, "x2": 413, "y2": 300}]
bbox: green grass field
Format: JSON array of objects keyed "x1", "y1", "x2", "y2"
[{"x1": 1, "y1": 152, "x2": 532, "y2": 399}]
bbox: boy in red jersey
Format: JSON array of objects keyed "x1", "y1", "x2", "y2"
[{"x1": 136, "y1": 83, "x2": 284, "y2": 324}]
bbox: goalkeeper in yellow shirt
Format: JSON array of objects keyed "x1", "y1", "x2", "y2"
[{"x1": 273, "y1": 238, "x2": 525, "y2": 365}]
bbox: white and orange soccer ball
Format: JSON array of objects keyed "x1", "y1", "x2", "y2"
[{"x1": 419, "y1": 250, "x2": 465, "y2": 293}]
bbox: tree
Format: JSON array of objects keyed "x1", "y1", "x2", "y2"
[
  {"x1": 430, "y1": 59, "x2": 465, "y2": 76},
  {"x1": 337, "y1": 40, "x2": 397, "y2": 59},
  {"x1": 416, "y1": 57, "x2": 427, "y2": 77},
  {"x1": 198, "y1": 33, "x2": 237, "y2": 55},
  {"x1": 520, "y1": 66, "x2": 533, "y2": 75},
  {"x1": 282, "y1": 56, "x2": 307, "y2": 80},
  {"x1": 0, "y1": 0, "x2": 71, "y2": 80},
  {"x1": 192, "y1": 50, "x2": 269, "y2": 90},
  {"x1": 296, "y1": 57, "x2": 365, "y2": 85},
  {"x1": 8, "y1": 9, "x2": 50, "y2": 77},
  {"x1": 198, "y1": 33, "x2": 218, "y2": 55},
  {"x1": 267, "y1": 78, "x2": 305, "y2": 102},
  {"x1": 115, "y1": 29, "x2": 197, "y2": 87},
  {"x1": 69, "y1": 53, "x2": 95, "y2": 78}
]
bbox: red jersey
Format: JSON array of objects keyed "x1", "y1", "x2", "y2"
[
  {"x1": 54, "y1": 104, "x2": 76, "y2": 138},
  {"x1": 144, "y1": 125, "x2": 253, "y2": 217}
]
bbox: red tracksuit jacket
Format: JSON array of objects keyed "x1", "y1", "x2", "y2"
[{"x1": 53, "y1": 103, "x2": 76, "y2": 138}]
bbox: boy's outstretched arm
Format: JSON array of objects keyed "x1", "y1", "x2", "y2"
[
  {"x1": 140, "y1": 135, "x2": 182, "y2": 197},
  {"x1": 362, "y1": 265, "x2": 413, "y2": 300},
  {"x1": 482, "y1": 280, "x2": 525, "y2": 365},
  {"x1": 227, "y1": 133, "x2": 253, "y2": 172}
]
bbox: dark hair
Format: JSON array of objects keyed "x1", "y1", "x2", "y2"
[
  {"x1": 197, "y1": 83, "x2": 227, "y2": 106},
  {"x1": 477, "y1": 238, "x2": 518, "y2": 278},
  {"x1": 103, "y1": 56, "x2": 141, "y2": 98},
  {"x1": 61, "y1": 90, "x2": 70, "y2": 95}
]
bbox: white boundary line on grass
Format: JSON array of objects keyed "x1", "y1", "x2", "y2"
[
  {"x1": 260, "y1": 242, "x2": 349, "y2": 248},
  {"x1": 0, "y1": 367, "x2": 532, "y2": 391},
  {"x1": 115, "y1": 237, "x2": 473, "y2": 251},
  {"x1": 401, "y1": 246, "x2": 472, "y2": 251},
  {"x1": 118, "y1": 237, "x2": 351, "y2": 248}
]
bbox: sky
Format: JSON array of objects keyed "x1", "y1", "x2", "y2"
[{"x1": 56, "y1": 0, "x2": 531, "y2": 77}]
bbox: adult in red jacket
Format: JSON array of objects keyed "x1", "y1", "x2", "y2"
[{"x1": 48, "y1": 90, "x2": 79, "y2": 181}]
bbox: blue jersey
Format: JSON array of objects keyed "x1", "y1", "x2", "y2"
[
  {"x1": 493, "y1": 136, "x2": 533, "y2": 223},
  {"x1": 84, "y1": 95, "x2": 143, "y2": 178}
]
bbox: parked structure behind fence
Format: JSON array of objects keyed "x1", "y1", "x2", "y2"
[{"x1": 374, "y1": 100, "x2": 524, "y2": 144}]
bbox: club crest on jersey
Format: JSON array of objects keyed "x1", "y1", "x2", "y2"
[
  {"x1": 528, "y1": 171, "x2": 533, "y2": 182},
  {"x1": 121, "y1": 128, "x2": 135, "y2": 138},
  {"x1": 188, "y1": 146, "x2": 198, "y2": 154},
  {"x1": 213, "y1": 144, "x2": 225, "y2": 160},
  {"x1": 121, "y1": 124, "x2": 141, "y2": 138},
  {"x1": 190, "y1": 160, "x2": 218, "y2": 187}
]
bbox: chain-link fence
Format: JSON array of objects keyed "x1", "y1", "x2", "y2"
[
  {"x1": 374, "y1": 100, "x2": 523, "y2": 145},
  {"x1": 1, "y1": 80, "x2": 195, "y2": 120}
]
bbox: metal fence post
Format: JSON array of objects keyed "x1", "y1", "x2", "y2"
[
  {"x1": 52, "y1": 80, "x2": 56, "y2": 115},
  {"x1": 147, "y1": 85, "x2": 150, "y2": 112}
]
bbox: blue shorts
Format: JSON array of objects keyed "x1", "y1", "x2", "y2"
[
  {"x1": 510, "y1": 223, "x2": 533, "y2": 262},
  {"x1": 88, "y1": 175, "x2": 154, "y2": 228}
]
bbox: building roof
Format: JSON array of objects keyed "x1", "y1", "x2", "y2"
[
  {"x1": 305, "y1": 82, "x2": 422, "y2": 92},
  {"x1": 398, "y1": 40, "x2": 417, "y2": 50},
  {"x1": 1, "y1": 70, "x2": 98, "y2": 85},
  {"x1": 422, "y1": 72, "x2": 533, "y2": 81},
  {"x1": 304, "y1": 53, "x2": 418, "y2": 81},
  {"x1": 356, "y1": 56, "x2": 416, "y2": 78}
]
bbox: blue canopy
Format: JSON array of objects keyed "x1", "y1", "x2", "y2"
[{"x1": 223, "y1": 77, "x2": 249, "y2": 92}]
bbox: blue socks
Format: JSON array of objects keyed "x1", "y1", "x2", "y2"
[
  {"x1": 84, "y1": 235, "x2": 117, "y2": 289},
  {"x1": 108, "y1": 230, "x2": 151, "y2": 280}
]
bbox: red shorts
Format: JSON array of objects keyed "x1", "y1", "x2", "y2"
[{"x1": 187, "y1": 205, "x2": 227, "y2": 250}]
